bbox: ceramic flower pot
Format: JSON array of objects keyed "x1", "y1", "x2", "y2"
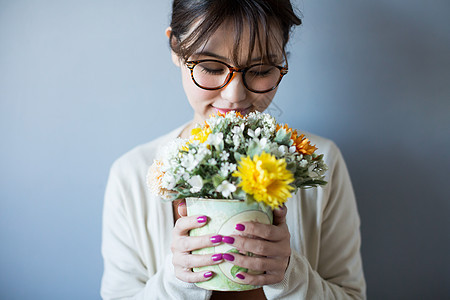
[{"x1": 186, "y1": 197, "x2": 273, "y2": 291}]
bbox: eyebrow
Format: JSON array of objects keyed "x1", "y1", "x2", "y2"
[{"x1": 191, "y1": 51, "x2": 280, "y2": 64}]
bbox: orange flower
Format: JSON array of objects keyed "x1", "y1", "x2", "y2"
[
  {"x1": 212, "y1": 111, "x2": 246, "y2": 119},
  {"x1": 146, "y1": 160, "x2": 175, "y2": 200},
  {"x1": 276, "y1": 124, "x2": 318, "y2": 155}
]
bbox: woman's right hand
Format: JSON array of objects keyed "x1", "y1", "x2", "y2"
[{"x1": 171, "y1": 201, "x2": 225, "y2": 283}]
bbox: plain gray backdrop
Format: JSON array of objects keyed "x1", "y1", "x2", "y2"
[{"x1": 1, "y1": 0, "x2": 449, "y2": 299}]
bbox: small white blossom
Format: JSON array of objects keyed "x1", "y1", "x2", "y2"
[
  {"x1": 162, "y1": 173, "x2": 176, "y2": 190},
  {"x1": 216, "y1": 180, "x2": 237, "y2": 198},
  {"x1": 289, "y1": 146, "x2": 297, "y2": 153},
  {"x1": 181, "y1": 153, "x2": 198, "y2": 171},
  {"x1": 219, "y1": 162, "x2": 237, "y2": 177},
  {"x1": 299, "y1": 159, "x2": 308, "y2": 168},
  {"x1": 220, "y1": 151, "x2": 230, "y2": 161},
  {"x1": 278, "y1": 145, "x2": 288, "y2": 155},
  {"x1": 208, "y1": 158, "x2": 217, "y2": 165},
  {"x1": 188, "y1": 175, "x2": 203, "y2": 193}
]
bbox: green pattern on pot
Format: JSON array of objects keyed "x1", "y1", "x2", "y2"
[{"x1": 186, "y1": 197, "x2": 273, "y2": 291}]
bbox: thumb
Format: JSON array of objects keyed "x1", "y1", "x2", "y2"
[
  {"x1": 273, "y1": 205, "x2": 287, "y2": 226},
  {"x1": 177, "y1": 199, "x2": 187, "y2": 217}
]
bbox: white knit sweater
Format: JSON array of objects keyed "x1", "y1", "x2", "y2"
[{"x1": 101, "y1": 124, "x2": 366, "y2": 299}]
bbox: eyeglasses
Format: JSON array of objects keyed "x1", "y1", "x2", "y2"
[{"x1": 185, "y1": 59, "x2": 288, "y2": 94}]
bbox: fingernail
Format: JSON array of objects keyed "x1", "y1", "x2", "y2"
[
  {"x1": 223, "y1": 253, "x2": 235, "y2": 261},
  {"x1": 210, "y1": 235, "x2": 222, "y2": 244},
  {"x1": 222, "y1": 236, "x2": 235, "y2": 244},
  {"x1": 235, "y1": 224, "x2": 245, "y2": 231},
  {"x1": 236, "y1": 273, "x2": 245, "y2": 280},
  {"x1": 178, "y1": 201, "x2": 186, "y2": 207},
  {"x1": 211, "y1": 253, "x2": 223, "y2": 261},
  {"x1": 197, "y1": 216, "x2": 207, "y2": 223},
  {"x1": 204, "y1": 271, "x2": 213, "y2": 278}
]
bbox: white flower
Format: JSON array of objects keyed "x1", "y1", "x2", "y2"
[
  {"x1": 220, "y1": 151, "x2": 230, "y2": 161},
  {"x1": 181, "y1": 153, "x2": 198, "y2": 171},
  {"x1": 299, "y1": 159, "x2": 308, "y2": 168},
  {"x1": 278, "y1": 145, "x2": 288, "y2": 155},
  {"x1": 216, "y1": 180, "x2": 237, "y2": 198},
  {"x1": 208, "y1": 158, "x2": 217, "y2": 165},
  {"x1": 207, "y1": 132, "x2": 224, "y2": 149},
  {"x1": 248, "y1": 128, "x2": 261, "y2": 138},
  {"x1": 289, "y1": 146, "x2": 297, "y2": 153},
  {"x1": 233, "y1": 134, "x2": 241, "y2": 149},
  {"x1": 188, "y1": 175, "x2": 203, "y2": 193},
  {"x1": 162, "y1": 173, "x2": 176, "y2": 190},
  {"x1": 259, "y1": 137, "x2": 268, "y2": 147},
  {"x1": 231, "y1": 124, "x2": 245, "y2": 135}
]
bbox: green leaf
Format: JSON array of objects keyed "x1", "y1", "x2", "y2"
[
  {"x1": 274, "y1": 128, "x2": 292, "y2": 146},
  {"x1": 232, "y1": 187, "x2": 246, "y2": 200},
  {"x1": 247, "y1": 141, "x2": 262, "y2": 158},
  {"x1": 212, "y1": 174, "x2": 225, "y2": 188},
  {"x1": 234, "y1": 152, "x2": 244, "y2": 162}
]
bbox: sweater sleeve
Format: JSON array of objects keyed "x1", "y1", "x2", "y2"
[
  {"x1": 263, "y1": 144, "x2": 366, "y2": 299},
  {"x1": 100, "y1": 162, "x2": 211, "y2": 300}
]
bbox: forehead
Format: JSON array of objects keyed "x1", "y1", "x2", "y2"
[{"x1": 189, "y1": 19, "x2": 284, "y2": 66}]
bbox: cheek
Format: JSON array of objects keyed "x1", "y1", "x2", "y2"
[
  {"x1": 253, "y1": 91, "x2": 277, "y2": 111},
  {"x1": 181, "y1": 67, "x2": 216, "y2": 102}
]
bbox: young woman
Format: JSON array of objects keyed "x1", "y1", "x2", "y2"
[{"x1": 101, "y1": 1, "x2": 366, "y2": 299}]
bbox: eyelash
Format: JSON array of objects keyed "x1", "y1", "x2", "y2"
[{"x1": 200, "y1": 67, "x2": 225, "y2": 75}]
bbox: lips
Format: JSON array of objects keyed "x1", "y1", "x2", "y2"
[{"x1": 213, "y1": 106, "x2": 252, "y2": 115}]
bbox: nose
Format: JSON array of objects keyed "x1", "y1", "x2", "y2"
[{"x1": 220, "y1": 72, "x2": 247, "y2": 103}]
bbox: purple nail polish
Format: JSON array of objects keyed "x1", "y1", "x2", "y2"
[
  {"x1": 210, "y1": 235, "x2": 222, "y2": 243},
  {"x1": 204, "y1": 271, "x2": 213, "y2": 278},
  {"x1": 235, "y1": 224, "x2": 245, "y2": 231},
  {"x1": 223, "y1": 253, "x2": 235, "y2": 261},
  {"x1": 222, "y1": 236, "x2": 235, "y2": 244},
  {"x1": 197, "y1": 216, "x2": 207, "y2": 223},
  {"x1": 178, "y1": 201, "x2": 186, "y2": 207},
  {"x1": 236, "y1": 273, "x2": 245, "y2": 280},
  {"x1": 212, "y1": 253, "x2": 223, "y2": 261}
]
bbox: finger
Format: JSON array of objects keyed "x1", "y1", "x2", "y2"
[
  {"x1": 173, "y1": 253, "x2": 224, "y2": 269},
  {"x1": 230, "y1": 235, "x2": 290, "y2": 257},
  {"x1": 222, "y1": 252, "x2": 281, "y2": 273},
  {"x1": 172, "y1": 234, "x2": 224, "y2": 252},
  {"x1": 177, "y1": 199, "x2": 187, "y2": 217},
  {"x1": 273, "y1": 205, "x2": 287, "y2": 226},
  {"x1": 230, "y1": 271, "x2": 284, "y2": 286},
  {"x1": 233, "y1": 221, "x2": 289, "y2": 242},
  {"x1": 173, "y1": 215, "x2": 208, "y2": 236},
  {"x1": 174, "y1": 266, "x2": 215, "y2": 283}
]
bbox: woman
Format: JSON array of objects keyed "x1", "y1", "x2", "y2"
[{"x1": 101, "y1": 1, "x2": 366, "y2": 299}]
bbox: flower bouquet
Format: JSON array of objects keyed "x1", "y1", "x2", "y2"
[{"x1": 147, "y1": 111, "x2": 328, "y2": 291}]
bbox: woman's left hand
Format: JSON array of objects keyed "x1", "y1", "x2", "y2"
[{"x1": 224, "y1": 205, "x2": 291, "y2": 286}]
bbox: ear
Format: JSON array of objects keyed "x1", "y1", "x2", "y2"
[{"x1": 166, "y1": 26, "x2": 181, "y2": 67}]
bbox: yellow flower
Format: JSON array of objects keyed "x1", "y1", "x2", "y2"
[
  {"x1": 232, "y1": 152, "x2": 295, "y2": 209},
  {"x1": 182, "y1": 124, "x2": 212, "y2": 151},
  {"x1": 276, "y1": 124, "x2": 318, "y2": 155},
  {"x1": 191, "y1": 126, "x2": 211, "y2": 143}
]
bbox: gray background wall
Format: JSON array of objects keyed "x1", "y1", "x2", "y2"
[{"x1": 1, "y1": 0, "x2": 449, "y2": 299}]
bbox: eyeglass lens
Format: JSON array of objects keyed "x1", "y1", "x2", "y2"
[{"x1": 192, "y1": 61, "x2": 281, "y2": 92}]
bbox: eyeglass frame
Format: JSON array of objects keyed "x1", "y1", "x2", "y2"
[{"x1": 185, "y1": 59, "x2": 289, "y2": 94}]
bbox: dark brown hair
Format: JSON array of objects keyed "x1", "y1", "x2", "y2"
[{"x1": 169, "y1": 0, "x2": 302, "y2": 66}]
